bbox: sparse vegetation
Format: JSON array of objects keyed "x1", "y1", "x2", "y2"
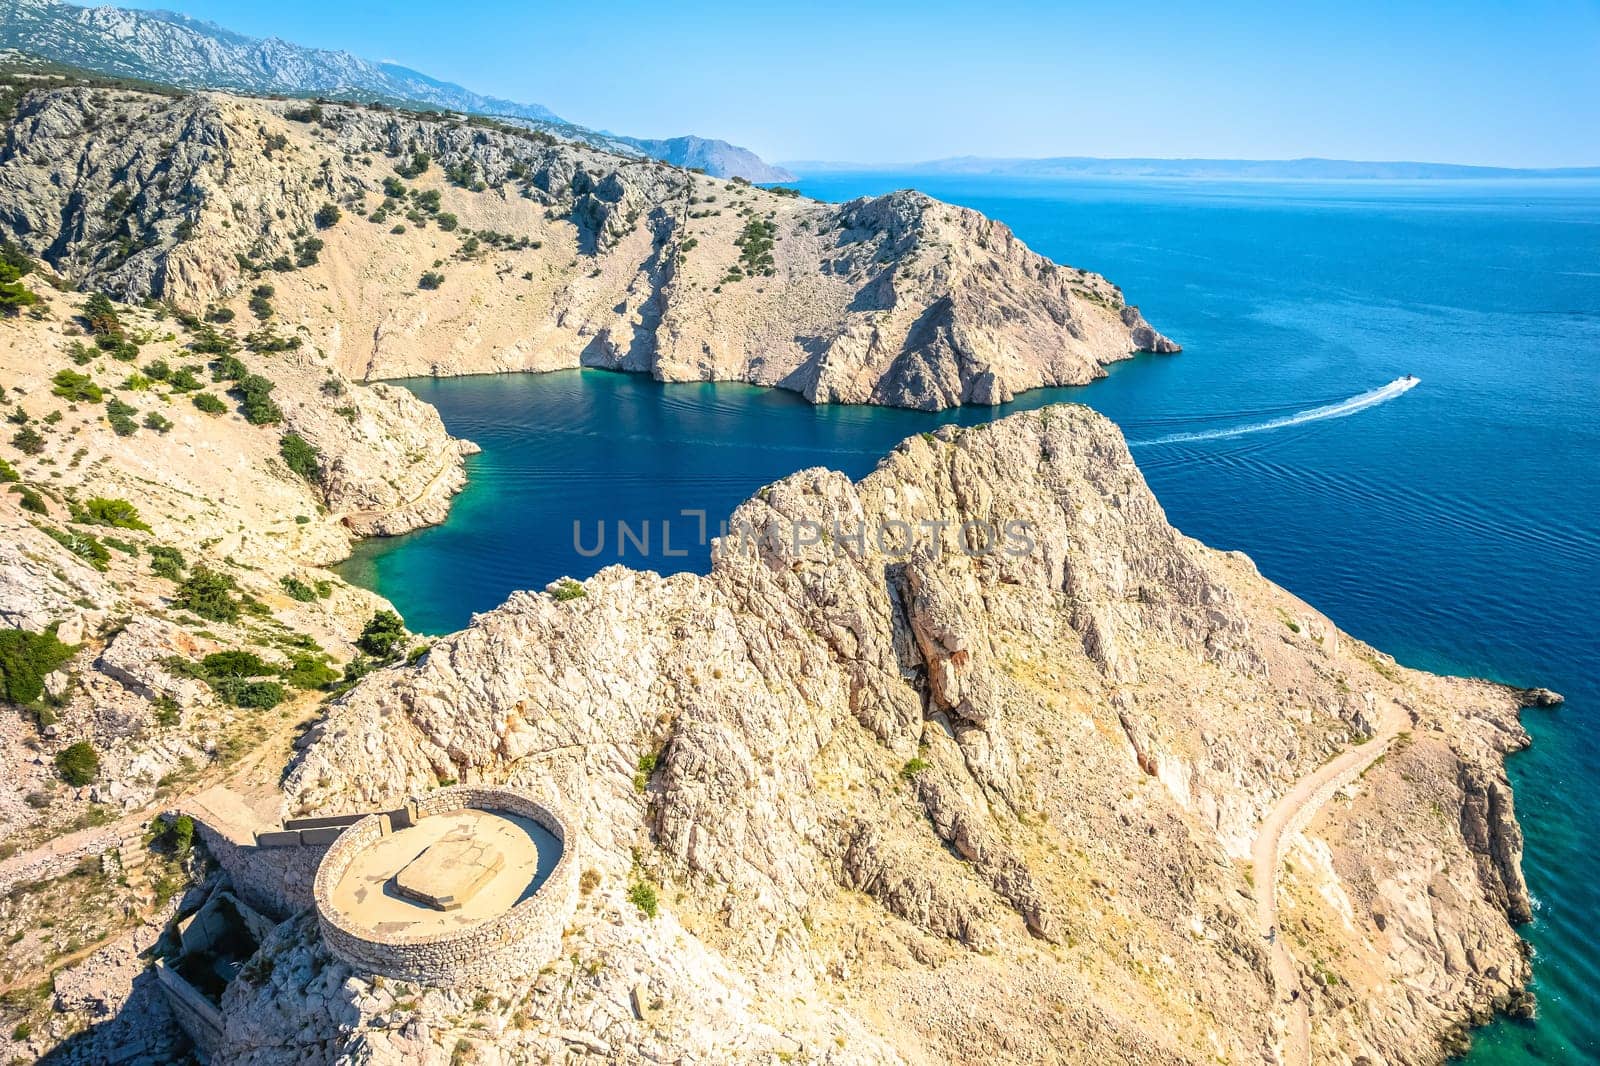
[
  {"x1": 74, "y1": 496, "x2": 150, "y2": 531},
  {"x1": 148, "y1": 544, "x2": 185, "y2": 580},
  {"x1": 279, "y1": 432, "x2": 321, "y2": 483},
  {"x1": 55, "y1": 741, "x2": 100, "y2": 786},
  {"x1": 0, "y1": 628, "x2": 75, "y2": 705},
  {"x1": 627, "y1": 880, "x2": 659, "y2": 918},
  {"x1": 358, "y1": 609, "x2": 407, "y2": 658},
  {"x1": 550, "y1": 578, "x2": 586, "y2": 602},
  {"x1": 10, "y1": 424, "x2": 43, "y2": 455},
  {"x1": 172, "y1": 565, "x2": 242, "y2": 623},
  {"x1": 418, "y1": 271, "x2": 445, "y2": 290},
  {"x1": 51, "y1": 369, "x2": 102, "y2": 403}
]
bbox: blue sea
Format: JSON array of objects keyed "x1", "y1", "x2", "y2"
[{"x1": 337, "y1": 174, "x2": 1600, "y2": 1063}]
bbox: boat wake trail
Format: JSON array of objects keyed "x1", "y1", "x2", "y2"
[{"x1": 1129, "y1": 377, "x2": 1420, "y2": 447}]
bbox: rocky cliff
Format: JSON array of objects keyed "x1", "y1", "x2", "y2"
[
  {"x1": 0, "y1": 274, "x2": 468, "y2": 872},
  {"x1": 253, "y1": 408, "x2": 1533, "y2": 1065},
  {"x1": 0, "y1": 83, "x2": 1175, "y2": 411}
]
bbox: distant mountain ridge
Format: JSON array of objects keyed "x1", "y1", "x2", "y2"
[
  {"x1": 615, "y1": 135, "x2": 794, "y2": 183},
  {"x1": 788, "y1": 155, "x2": 1600, "y2": 180},
  {"x1": 0, "y1": 0, "x2": 788, "y2": 179}
]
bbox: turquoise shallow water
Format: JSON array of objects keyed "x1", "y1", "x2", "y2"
[{"x1": 337, "y1": 175, "x2": 1600, "y2": 1062}]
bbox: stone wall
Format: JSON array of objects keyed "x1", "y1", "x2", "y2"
[
  {"x1": 153, "y1": 958, "x2": 224, "y2": 1059},
  {"x1": 313, "y1": 786, "x2": 578, "y2": 986},
  {"x1": 193, "y1": 816, "x2": 326, "y2": 921}
]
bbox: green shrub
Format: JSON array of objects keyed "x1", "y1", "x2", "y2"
[
  {"x1": 192, "y1": 390, "x2": 227, "y2": 414},
  {"x1": 0, "y1": 259, "x2": 36, "y2": 316},
  {"x1": 172, "y1": 565, "x2": 240, "y2": 622},
  {"x1": 627, "y1": 880, "x2": 659, "y2": 918},
  {"x1": 436, "y1": 212, "x2": 458, "y2": 232},
  {"x1": 101, "y1": 535, "x2": 139, "y2": 556},
  {"x1": 357, "y1": 609, "x2": 406, "y2": 658},
  {"x1": 167, "y1": 367, "x2": 203, "y2": 392},
  {"x1": 314, "y1": 203, "x2": 342, "y2": 229},
  {"x1": 0, "y1": 456, "x2": 17, "y2": 482},
  {"x1": 0, "y1": 628, "x2": 75, "y2": 704},
  {"x1": 43, "y1": 526, "x2": 110, "y2": 570},
  {"x1": 210, "y1": 354, "x2": 247, "y2": 381},
  {"x1": 162, "y1": 813, "x2": 195, "y2": 856},
  {"x1": 550, "y1": 578, "x2": 586, "y2": 602},
  {"x1": 283, "y1": 654, "x2": 338, "y2": 690},
  {"x1": 279, "y1": 433, "x2": 321, "y2": 482},
  {"x1": 900, "y1": 757, "x2": 930, "y2": 780},
  {"x1": 11, "y1": 484, "x2": 46, "y2": 513},
  {"x1": 230, "y1": 373, "x2": 282, "y2": 425},
  {"x1": 148, "y1": 544, "x2": 185, "y2": 579},
  {"x1": 200, "y1": 650, "x2": 274, "y2": 678},
  {"x1": 10, "y1": 424, "x2": 43, "y2": 455},
  {"x1": 191, "y1": 328, "x2": 236, "y2": 356},
  {"x1": 217, "y1": 679, "x2": 284, "y2": 709},
  {"x1": 382, "y1": 176, "x2": 406, "y2": 198},
  {"x1": 51, "y1": 369, "x2": 103, "y2": 402},
  {"x1": 143, "y1": 411, "x2": 173, "y2": 433},
  {"x1": 55, "y1": 741, "x2": 99, "y2": 786},
  {"x1": 143, "y1": 360, "x2": 172, "y2": 381},
  {"x1": 75, "y1": 496, "x2": 150, "y2": 531},
  {"x1": 82, "y1": 293, "x2": 122, "y2": 337},
  {"x1": 418, "y1": 271, "x2": 444, "y2": 290},
  {"x1": 280, "y1": 575, "x2": 317, "y2": 601}
]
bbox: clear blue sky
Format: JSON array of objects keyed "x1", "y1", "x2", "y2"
[{"x1": 119, "y1": 0, "x2": 1600, "y2": 167}]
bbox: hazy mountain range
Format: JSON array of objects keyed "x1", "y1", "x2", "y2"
[
  {"x1": 787, "y1": 155, "x2": 1600, "y2": 180},
  {"x1": 0, "y1": 0, "x2": 794, "y2": 180}
]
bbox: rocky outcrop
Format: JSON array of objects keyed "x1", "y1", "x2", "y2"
[
  {"x1": 0, "y1": 86, "x2": 1176, "y2": 411},
  {"x1": 0, "y1": 279, "x2": 465, "y2": 851},
  {"x1": 269, "y1": 408, "x2": 1531, "y2": 1065}
]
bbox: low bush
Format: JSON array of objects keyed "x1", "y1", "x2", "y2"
[
  {"x1": 55, "y1": 740, "x2": 99, "y2": 786},
  {"x1": 172, "y1": 565, "x2": 240, "y2": 622},
  {"x1": 148, "y1": 544, "x2": 185, "y2": 579},
  {"x1": 357, "y1": 609, "x2": 406, "y2": 658},
  {"x1": 51, "y1": 369, "x2": 102, "y2": 403},
  {"x1": 75, "y1": 496, "x2": 150, "y2": 531},
  {"x1": 0, "y1": 628, "x2": 75, "y2": 704},
  {"x1": 192, "y1": 392, "x2": 227, "y2": 414},
  {"x1": 231, "y1": 374, "x2": 282, "y2": 425},
  {"x1": 10, "y1": 424, "x2": 43, "y2": 455},
  {"x1": 279, "y1": 433, "x2": 321, "y2": 482},
  {"x1": 43, "y1": 526, "x2": 110, "y2": 570}
]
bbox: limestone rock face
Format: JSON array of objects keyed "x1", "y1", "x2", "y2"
[
  {"x1": 272, "y1": 407, "x2": 1531, "y2": 1065},
  {"x1": 0, "y1": 87, "x2": 1176, "y2": 412}
]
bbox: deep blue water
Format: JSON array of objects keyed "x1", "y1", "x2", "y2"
[{"x1": 337, "y1": 175, "x2": 1600, "y2": 1063}]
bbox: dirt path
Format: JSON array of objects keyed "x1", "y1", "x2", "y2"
[
  {"x1": 1250, "y1": 701, "x2": 1408, "y2": 1066},
  {"x1": 0, "y1": 696, "x2": 319, "y2": 897},
  {"x1": 331, "y1": 446, "x2": 461, "y2": 528}
]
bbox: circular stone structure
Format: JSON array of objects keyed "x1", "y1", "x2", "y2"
[{"x1": 313, "y1": 786, "x2": 577, "y2": 986}]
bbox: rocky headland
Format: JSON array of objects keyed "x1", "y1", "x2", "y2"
[{"x1": 0, "y1": 81, "x2": 1175, "y2": 412}]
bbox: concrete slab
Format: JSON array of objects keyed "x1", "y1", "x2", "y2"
[
  {"x1": 395, "y1": 831, "x2": 505, "y2": 910},
  {"x1": 328, "y1": 808, "x2": 550, "y2": 937}
]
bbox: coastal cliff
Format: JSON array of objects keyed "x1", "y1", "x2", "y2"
[
  {"x1": 259, "y1": 409, "x2": 1532, "y2": 1065},
  {"x1": 0, "y1": 79, "x2": 1539, "y2": 1066},
  {"x1": 0, "y1": 83, "x2": 1175, "y2": 411}
]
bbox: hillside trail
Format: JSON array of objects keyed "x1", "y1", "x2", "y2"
[{"x1": 1251, "y1": 700, "x2": 1409, "y2": 1066}]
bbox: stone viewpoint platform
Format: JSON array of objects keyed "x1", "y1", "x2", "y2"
[{"x1": 313, "y1": 786, "x2": 577, "y2": 986}]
